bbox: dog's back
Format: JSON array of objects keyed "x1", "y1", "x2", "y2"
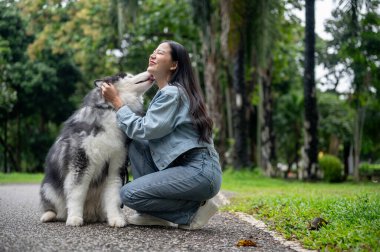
[{"x1": 40, "y1": 71, "x2": 153, "y2": 227}]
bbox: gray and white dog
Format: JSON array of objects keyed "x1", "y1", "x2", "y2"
[{"x1": 40, "y1": 71, "x2": 154, "y2": 227}]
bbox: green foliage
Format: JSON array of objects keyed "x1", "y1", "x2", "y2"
[
  {"x1": 270, "y1": 4, "x2": 305, "y2": 167},
  {"x1": 274, "y1": 88, "x2": 303, "y2": 165},
  {"x1": 319, "y1": 154, "x2": 344, "y2": 182},
  {"x1": 121, "y1": 0, "x2": 201, "y2": 74},
  {"x1": 359, "y1": 162, "x2": 380, "y2": 177},
  {"x1": 18, "y1": 0, "x2": 117, "y2": 87},
  {"x1": 317, "y1": 91, "x2": 355, "y2": 154},
  {"x1": 361, "y1": 100, "x2": 380, "y2": 160},
  {"x1": 321, "y1": 1, "x2": 380, "y2": 168},
  {"x1": 0, "y1": 2, "x2": 81, "y2": 172},
  {"x1": 222, "y1": 170, "x2": 380, "y2": 251},
  {"x1": 0, "y1": 0, "x2": 29, "y2": 116},
  {"x1": 0, "y1": 172, "x2": 44, "y2": 184}
]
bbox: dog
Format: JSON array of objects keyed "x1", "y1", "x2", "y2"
[{"x1": 39, "y1": 71, "x2": 154, "y2": 227}]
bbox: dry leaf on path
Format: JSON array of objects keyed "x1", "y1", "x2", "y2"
[{"x1": 236, "y1": 239, "x2": 257, "y2": 247}]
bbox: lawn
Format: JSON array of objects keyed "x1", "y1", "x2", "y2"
[
  {"x1": 0, "y1": 172, "x2": 44, "y2": 184},
  {"x1": 222, "y1": 169, "x2": 380, "y2": 251}
]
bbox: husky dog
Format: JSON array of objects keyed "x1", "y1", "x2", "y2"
[{"x1": 40, "y1": 71, "x2": 154, "y2": 227}]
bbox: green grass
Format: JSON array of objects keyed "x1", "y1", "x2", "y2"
[
  {"x1": 222, "y1": 169, "x2": 380, "y2": 251},
  {"x1": 0, "y1": 172, "x2": 44, "y2": 184}
]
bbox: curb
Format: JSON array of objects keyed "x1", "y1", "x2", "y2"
[{"x1": 216, "y1": 192, "x2": 313, "y2": 252}]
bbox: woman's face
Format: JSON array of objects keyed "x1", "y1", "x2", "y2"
[{"x1": 147, "y1": 43, "x2": 177, "y2": 80}]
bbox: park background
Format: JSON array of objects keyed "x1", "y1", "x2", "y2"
[{"x1": 0, "y1": 0, "x2": 379, "y2": 251}]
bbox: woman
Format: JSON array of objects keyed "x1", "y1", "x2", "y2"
[{"x1": 101, "y1": 40, "x2": 222, "y2": 230}]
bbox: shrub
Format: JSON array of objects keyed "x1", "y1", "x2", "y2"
[
  {"x1": 359, "y1": 163, "x2": 380, "y2": 179},
  {"x1": 319, "y1": 154, "x2": 343, "y2": 182}
]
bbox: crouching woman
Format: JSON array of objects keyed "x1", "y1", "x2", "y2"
[{"x1": 101, "y1": 40, "x2": 222, "y2": 230}]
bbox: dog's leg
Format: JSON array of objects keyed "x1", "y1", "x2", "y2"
[
  {"x1": 41, "y1": 211, "x2": 57, "y2": 222},
  {"x1": 64, "y1": 170, "x2": 93, "y2": 226},
  {"x1": 40, "y1": 183, "x2": 67, "y2": 222},
  {"x1": 102, "y1": 161, "x2": 126, "y2": 227}
]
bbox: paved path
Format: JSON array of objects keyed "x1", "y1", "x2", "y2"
[{"x1": 0, "y1": 184, "x2": 297, "y2": 252}]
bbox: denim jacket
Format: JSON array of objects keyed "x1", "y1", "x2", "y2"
[{"x1": 116, "y1": 84, "x2": 219, "y2": 170}]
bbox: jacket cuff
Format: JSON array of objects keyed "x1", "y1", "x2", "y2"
[{"x1": 116, "y1": 105, "x2": 134, "y2": 120}]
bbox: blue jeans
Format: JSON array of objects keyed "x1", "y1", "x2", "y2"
[{"x1": 120, "y1": 140, "x2": 222, "y2": 225}]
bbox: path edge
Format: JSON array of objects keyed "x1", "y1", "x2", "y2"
[{"x1": 215, "y1": 192, "x2": 314, "y2": 252}]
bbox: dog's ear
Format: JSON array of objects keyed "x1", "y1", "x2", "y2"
[{"x1": 94, "y1": 80, "x2": 104, "y2": 88}]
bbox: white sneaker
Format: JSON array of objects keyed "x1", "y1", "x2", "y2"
[
  {"x1": 127, "y1": 213, "x2": 177, "y2": 227},
  {"x1": 178, "y1": 198, "x2": 219, "y2": 230}
]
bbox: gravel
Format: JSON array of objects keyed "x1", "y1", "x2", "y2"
[{"x1": 0, "y1": 184, "x2": 296, "y2": 252}]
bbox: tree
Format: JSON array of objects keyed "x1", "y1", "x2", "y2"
[
  {"x1": 272, "y1": 2, "x2": 304, "y2": 177},
  {"x1": 109, "y1": 0, "x2": 139, "y2": 71},
  {"x1": 189, "y1": 0, "x2": 226, "y2": 164},
  {"x1": 0, "y1": 1, "x2": 82, "y2": 172},
  {"x1": 301, "y1": 0, "x2": 319, "y2": 180},
  {"x1": 220, "y1": 0, "x2": 304, "y2": 172},
  {"x1": 219, "y1": 0, "x2": 251, "y2": 169},
  {"x1": 318, "y1": 91, "x2": 355, "y2": 178},
  {"x1": 0, "y1": 0, "x2": 30, "y2": 172},
  {"x1": 18, "y1": 0, "x2": 117, "y2": 91},
  {"x1": 322, "y1": 0, "x2": 380, "y2": 180},
  {"x1": 252, "y1": 0, "x2": 291, "y2": 176},
  {"x1": 119, "y1": 0, "x2": 200, "y2": 73},
  {"x1": 274, "y1": 89, "x2": 303, "y2": 177}
]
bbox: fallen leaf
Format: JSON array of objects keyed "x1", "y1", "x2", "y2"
[{"x1": 236, "y1": 239, "x2": 257, "y2": 247}]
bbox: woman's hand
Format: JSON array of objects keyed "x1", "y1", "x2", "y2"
[{"x1": 101, "y1": 83, "x2": 123, "y2": 110}]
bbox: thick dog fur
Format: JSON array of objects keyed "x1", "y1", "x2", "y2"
[{"x1": 40, "y1": 71, "x2": 153, "y2": 227}]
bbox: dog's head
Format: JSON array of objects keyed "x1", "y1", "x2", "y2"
[
  {"x1": 92, "y1": 71, "x2": 154, "y2": 111},
  {"x1": 94, "y1": 71, "x2": 154, "y2": 97}
]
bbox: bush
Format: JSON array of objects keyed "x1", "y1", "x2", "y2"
[
  {"x1": 359, "y1": 163, "x2": 380, "y2": 179},
  {"x1": 319, "y1": 154, "x2": 343, "y2": 182}
]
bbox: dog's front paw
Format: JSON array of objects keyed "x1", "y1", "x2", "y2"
[
  {"x1": 108, "y1": 216, "x2": 126, "y2": 228},
  {"x1": 66, "y1": 216, "x2": 83, "y2": 226}
]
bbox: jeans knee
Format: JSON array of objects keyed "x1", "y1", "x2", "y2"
[
  {"x1": 120, "y1": 184, "x2": 134, "y2": 205},
  {"x1": 120, "y1": 183, "x2": 144, "y2": 211}
]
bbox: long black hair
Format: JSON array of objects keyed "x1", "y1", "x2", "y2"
[{"x1": 164, "y1": 40, "x2": 213, "y2": 143}]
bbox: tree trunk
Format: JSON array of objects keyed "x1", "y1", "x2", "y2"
[
  {"x1": 353, "y1": 107, "x2": 365, "y2": 181},
  {"x1": 302, "y1": 0, "x2": 318, "y2": 180},
  {"x1": 220, "y1": 0, "x2": 234, "y2": 166},
  {"x1": 117, "y1": 0, "x2": 125, "y2": 45},
  {"x1": 260, "y1": 61, "x2": 275, "y2": 176},
  {"x1": 0, "y1": 134, "x2": 18, "y2": 173},
  {"x1": 203, "y1": 41, "x2": 225, "y2": 166},
  {"x1": 191, "y1": 0, "x2": 225, "y2": 165},
  {"x1": 232, "y1": 39, "x2": 249, "y2": 168},
  {"x1": 16, "y1": 113, "x2": 21, "y2": 171},
  {"x1": 328, "y1": 134, "x2": 340, "y2": 156},
  {"x1": 3, "y1": 115, "x2": 7, "y2": 172},
  {"x1": 202, "y1": 21, "x2": 224, "y2": 156},
  {"x1": 343, "y1": 141, "x2": 350, "y2": 180}
]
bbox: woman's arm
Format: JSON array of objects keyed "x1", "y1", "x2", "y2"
[{"x1": 117, "y1": 91, "x2": 180, "y2": 140}]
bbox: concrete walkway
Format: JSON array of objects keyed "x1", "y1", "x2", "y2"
[{"x1": 0, "y1": 184, "x2": 304, "y2": 251}]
